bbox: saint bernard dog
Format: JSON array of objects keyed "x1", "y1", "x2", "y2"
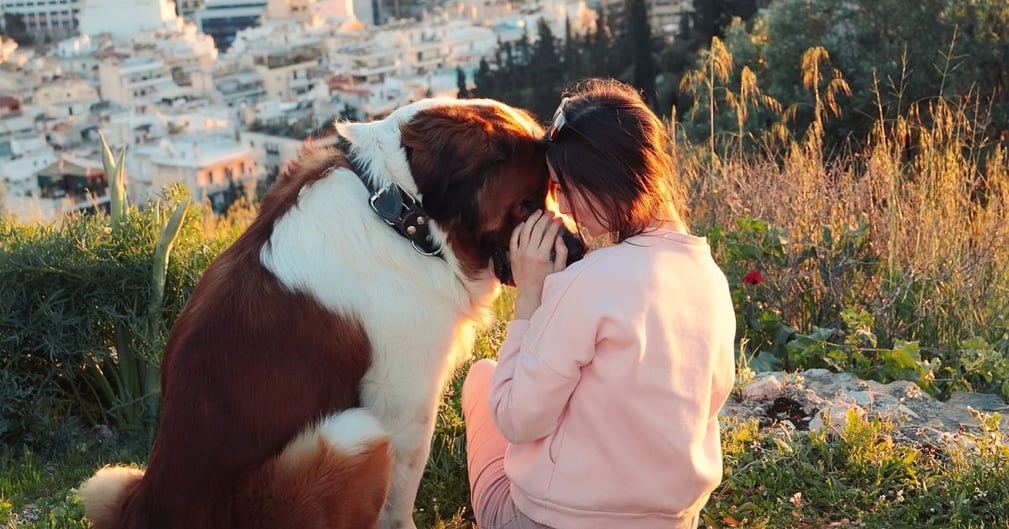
[{"x1": 80, "y1": 98, "x2": 586, "y2": 529}]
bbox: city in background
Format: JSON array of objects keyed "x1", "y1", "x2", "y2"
[
  {"x1": 0, "y1": 0, "x2": 698, "y2": 221},
  {"x1": 2, "y1": 0, "x2": 1006, "y2": 225}
]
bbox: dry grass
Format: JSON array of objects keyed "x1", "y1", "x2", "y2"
[{"x1": 677, "y1": 56, "x2": 1009, "y2": 349}]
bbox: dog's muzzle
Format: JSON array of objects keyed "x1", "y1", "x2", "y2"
[{"x1": 492, "y1": 227, "x2": 587, "y2": 287}]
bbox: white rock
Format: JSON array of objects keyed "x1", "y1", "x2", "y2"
[
  {"x1": 741, "y1": 377, "x2": 783, "y2": 401},
  {"x1": 845, "y1": 390, "x2": 874, "y2": 407}
]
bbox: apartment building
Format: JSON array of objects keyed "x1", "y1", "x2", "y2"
[
  {"x1": 32, "y1": 75, "x2": 99, "y2": 118},
  {"x1": 176, "y1": 0, "x2": 207, "y2": 20},
  {"x1": 214, "y1": 70, "x2": 267, "y2": 105},
  {"x1": 98, "y1": 54, "x2": 177, "y2": 105},
  {"x1": 264, "y1": 0, "x2": 314, "y2": 22},
  {"x1": 127, "y1": 134, "x2": 264, "y2": 210},
  {"x1": 589, "y1": 0, "x2": 693, "y2": 37},
  {"x1": 125, "y1": 26, "x2": 219, "y2": 89},
  {"x1": 329, "y1": 38, "x2": 399, "y2": 84},
  {"x1": 196, "y1": 0, "x2": 268, "y2": 51},
  {"x1": 77, "y1": 0, "x2": 178, "y2": 41},
  {"x1": 252, "y1": 45, "x2": 321, "y2": 100},
  {"x1": 0, "y1": 0, "x2": 81, "y2": 40},
  {"x1": 52, "y1": 33, "x2": 105, "y2": 76}
]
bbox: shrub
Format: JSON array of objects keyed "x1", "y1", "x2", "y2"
[{"x1": 0, "y1": 141, "x2": 246, "y2": 452}]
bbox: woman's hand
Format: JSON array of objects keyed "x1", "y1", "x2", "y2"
[{"x1": 510, "y1": 210, "x2": 570, "y2": 320}]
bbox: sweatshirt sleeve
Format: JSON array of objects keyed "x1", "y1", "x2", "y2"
[{"x1": 489, "y1": 271, "x2": 599, "y2": 443}]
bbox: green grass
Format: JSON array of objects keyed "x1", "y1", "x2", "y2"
[
  {"x1": 3, "y1": 318, "x2": 1007, "y2": 529},
  {"x1": 0, "y1": 442, "x2": 146, "y2": 528}
]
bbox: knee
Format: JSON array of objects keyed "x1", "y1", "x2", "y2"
[{"x1": 461, "y1": 359, "x2": 497, "y2": 415}]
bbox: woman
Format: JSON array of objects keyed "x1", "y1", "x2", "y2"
[{"x1": 460, "y1": 78, "x2": 737, "y2": 529}]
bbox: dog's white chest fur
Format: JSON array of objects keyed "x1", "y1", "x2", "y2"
[{"x1": 260, "y1": 166, "x2": 492, "y2": 529}]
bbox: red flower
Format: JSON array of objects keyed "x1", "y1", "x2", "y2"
[{"x1": 743, "y1": 270, "x2": 763, "y2": 286}]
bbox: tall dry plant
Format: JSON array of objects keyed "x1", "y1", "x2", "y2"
[
  {"x1": 678, "y1": 44, "x2": 1009, "y2": 348},
  {"x1": 680, "y1": 36, "x2": 735, "y2": 166}
]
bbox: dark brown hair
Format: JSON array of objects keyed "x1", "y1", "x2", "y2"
[{"x1": 545, "y1": 78, "x2": 686, "y2": 242}]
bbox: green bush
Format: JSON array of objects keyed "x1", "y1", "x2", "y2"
[{"x1": 0, "y1": 185, "x2": 239, "y2": 451}]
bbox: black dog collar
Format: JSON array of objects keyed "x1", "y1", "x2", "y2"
[{"x1": 336, "y1": 135, "x2": 443, "y2": 258}]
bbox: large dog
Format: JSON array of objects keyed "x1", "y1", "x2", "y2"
[{"x1": 80, "y1": 98, "x2": 585, "y2": 529}]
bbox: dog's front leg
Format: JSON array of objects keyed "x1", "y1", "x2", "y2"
[
  {"x1": 382, "y1": 416, "x2": 436, "y2": 529},
  {"x1": 362, "y1": 378, "x2": 442, "y2": 529}
]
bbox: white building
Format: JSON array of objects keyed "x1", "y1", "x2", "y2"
[
  {"x1": 265, "y1": 0, "x2": 316, "y2": 22},
  {"x1": 98, "y1": 53, "x2": 178, "y2": 105},
  {"x1": 0, "y1": 110, "x2": 35, "y2": 141},
  {"x1": 329, "y1": 36, "x2": 399, "y2": 84},
  {"x1": 0, "y1": 137, "x2": 55, "y2": 199},
  {"x1": 310, "y1": 0, "x2": 372, "y2": 26},
  {"x1": 123, "y1": 23, "x2": 219, "y2": 97},
  {"x1": 52, "y1": 34, "x2": 107, "y2": 76},
  {"x1": 32, "y1": 76, "x2": 100, "y2": 118},
  {"x1": 251, "y1": 44, "x2": 323, "y2": 101},
  {"x1": 650, "y1": 0, "x2": 691, "y2": 37},
  {"x1": 0, "y1": 0, "x2": 82, "y2": 40},
  {"x1": 213, "y1": 70, "x2": 268, "y2": 106},
  {"x1": 590, "y1": 0, "x2": 692, "y2": 38},
  {"x1": 440, "y1": 20, "x2": 497, "y2": 69},
  {"x1": 0, "y1": 137, "x2": 76, "y2": 225},
  {"x1": 324, "y1": 75, "x2": 428, "y2": 120},
  {"x1": 78, "y1": 0, "x2": 178, "y2": 41},
  {"x1": 239, "y1": 128, "x2": 336, "y2": 179},
  {"x1": 127, "y1": 134, "x2": 265, "y2": 210},
  {"x1": 176, "y1": 0, "x2": 208, "y2": 20}
]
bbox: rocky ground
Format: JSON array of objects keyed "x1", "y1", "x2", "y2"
[{"x1": 721, "y1": 369, "x2": 1009, "y2": 448}]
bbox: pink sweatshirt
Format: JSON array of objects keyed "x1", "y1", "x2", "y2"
[{"x1": 489, "y1": 228, "x2": 736, "y2": 529}]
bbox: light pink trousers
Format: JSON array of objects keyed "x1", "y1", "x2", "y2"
[{"x1": 461, "y1": 359, "x2": 553, "y2": 529}]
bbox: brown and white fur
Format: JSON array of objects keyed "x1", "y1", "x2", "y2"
[{"x1": 80, "y1": 98, "x2": 582, "y2": 529}]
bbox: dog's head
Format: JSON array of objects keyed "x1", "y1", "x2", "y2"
[{"x1": 336, "y1": 98, "x2": 586, "y2": 286}]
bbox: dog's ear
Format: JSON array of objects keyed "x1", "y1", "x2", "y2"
[{"x1": 400, "y1": 105, "x2": 525, "y2": 223}]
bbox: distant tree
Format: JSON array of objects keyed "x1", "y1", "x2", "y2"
[
  {"x1": 529, "y1": 18, "x2": 564, "y2": 119},
  {"x1": 503, "y1": 40, "x2": 514, "y2": 67},
  {"x1": 456, "y1": 66, "x2": 471, "y2": 98},
  {"x1": 516, "y1": 28, "x2": 531, "y2": 65},
  {"x1": 689, "y1": 0, "x2": 759, "y2": 48},
  {"x1": 494, "y1": 38, "x2": 504, "y2": 69},
  {"x1": 626, "y1": 0, "x2": 658, "y2": 108},
  {"x1": 608, "y1": 3, "x2": 635, "y2": 80},
  {"x1": 514, "y1": 27, "x2": 533, "y2": 91},
  {"x1": 587, "y1": 4, "x2": 615, "y2": 78},
  {"x1": 760, "y1": 0, "x2": 950, "y2": 143},
  {"x1": 473, "y1": 58, "x2": 494, "y2": 98},
  {"x1": 563, "y1": 16, "x2": 578, "y2": 83},
  {"x1": 946, "y1": 1, "x2": 1009, "y2": 116},
  {"x1": 677, "y1": 10, "x2": 691, "y2": 41}
]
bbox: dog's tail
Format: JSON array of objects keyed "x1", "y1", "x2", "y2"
[
  {"x1": 79, "y1": 465, "x2": 145, "y2": 529},
  {"x1": 238, "y1": 408, "x2": 393, "y2": 528}
]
